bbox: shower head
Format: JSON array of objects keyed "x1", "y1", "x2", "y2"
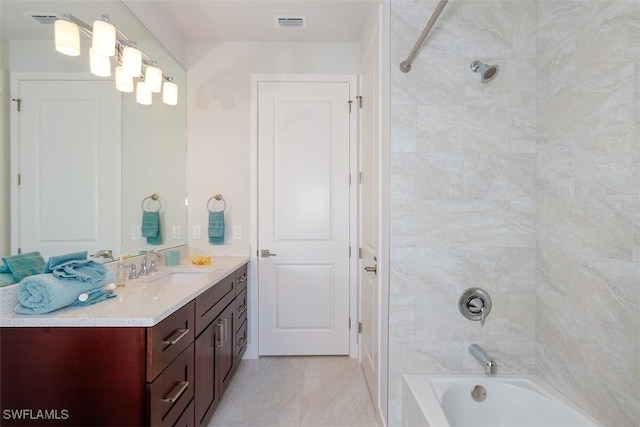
[{"x1": 470, "y1": 60, "x2": 499, "y2": 83}]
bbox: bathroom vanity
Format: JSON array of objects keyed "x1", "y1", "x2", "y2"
[{"x1": 0, "y1": 257, "x2": 248, "y2": 427}]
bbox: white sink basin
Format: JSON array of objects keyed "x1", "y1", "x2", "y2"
[{"x1": 147, "y1": 271, "x2": 210, "y2": 284}]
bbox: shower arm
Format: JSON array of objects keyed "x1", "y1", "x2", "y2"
[{"x1": 399, "y1": 0, "x2": 449, "y2": 73}]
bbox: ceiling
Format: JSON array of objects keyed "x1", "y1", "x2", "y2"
[
  {"x1": 1, "y1": 0, "x2": 375, "y2": 43},
  {"x1": 125, "y1": 0, "x2": 375, "y2": 43}
]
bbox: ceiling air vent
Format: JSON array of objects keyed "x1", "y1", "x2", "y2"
[
  {"x1": 26, "y1": 13, "x2": 60, "y2": 25},
  {"x1": 275, "y1": 16, "x2": 307, "y2": 29}
]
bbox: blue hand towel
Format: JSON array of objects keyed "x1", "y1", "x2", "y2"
[
  {"x1": 208, "y1": 211, "x2": 225, "y2": 245},
  {"x1": 141, "y1": 211, "x2": 162, "y2": 245},
  {"x1": 2, "y1": 252, "x2": 46, "y2": 282},
  {"x1": 14, "y1": 271, "x2": 115, "y2": 315}
]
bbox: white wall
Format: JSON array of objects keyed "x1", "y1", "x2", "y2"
[
  {"x1": 186, "y1": 40, "x2": 361, "y2": 363},
  {"x1": 186, "y1": 41, "x2": 361, "y2": 257}
]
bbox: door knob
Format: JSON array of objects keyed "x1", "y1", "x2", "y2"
[
  {"x1": 364, "y1": 265, "x2": 377, "y2": 275},
  {"x1": 261, "y1": 249, "x2": 277, "y2": 257}
]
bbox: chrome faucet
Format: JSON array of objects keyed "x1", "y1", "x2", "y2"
[
  {"x1": 469, "y1": 343, "x2": 497, "y2": 375},
  {"x1": 92, "y1": 249, "x2": 113, "y2": 262},
  {"x1": 141, "y1": 250, "x2": 161, "y2": 276}
]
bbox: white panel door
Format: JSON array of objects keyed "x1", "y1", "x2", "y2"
[
  {"x1": 258, "y1": 80, "x2": 351, "y2": 355},
  {"x1": 359, "y1": 28, "x2": 381, "y2": 405},
  {"x1": 16, "y1": 80, "x2": 121, "y2": 259}
]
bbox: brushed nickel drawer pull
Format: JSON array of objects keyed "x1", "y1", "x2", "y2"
[
  {"x1": 162, "y1": 381, "x2": 189, "y2": 403},
  {"x1": 238, "y1": 274, "x2": 247, "y2": 282},
  {"x1": 162, "y1": 328, "x2": 189, "y2": 345},
  {"x1": 216, "y1": 322, "x2": 224, "y2": 348},
  {"x1": 238, "y1": 304, "x2": 247, "y2": 315},
  {"x1": 237, "y1": 337, "x2": 246, "y2": 347}
]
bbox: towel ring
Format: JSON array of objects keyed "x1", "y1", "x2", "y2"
[
  {"x1": 142, "y1": 194, "x2": 162, "y2": 212},
  {"x1": 207, "y1": 194, "x2": 226, "y2": 213}
]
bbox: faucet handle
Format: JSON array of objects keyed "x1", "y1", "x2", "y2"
[
  {"x1": 149, "y1": 259, "x2": 158, "y2": 273},
  {"x1": 140, "y1": 259, "x2": 148, "y2": 276},
  {"x1": 129, "y1": 264, "x2": 138, "y2": 280}
]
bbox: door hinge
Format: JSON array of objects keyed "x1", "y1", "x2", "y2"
[
  {"x1": 358, "y1": 322, "x2": 362, "y2": 333},
  {"x1": 349, "y1": 246, "x2": 352, "y2": 258},
  {"x1": 17, "y1": 248, "x2": 22, "y2": 254},
  {"x1": 358, "y1": 172, "x2": 363, "y2": 184},
  {"x1": 349, "y1": 318, "x2": 351, "y2": 329},
  {"x1": 17, "y1": 174, "x2": 21, "y2": 185},
  {"x1": 12, "y1": 98, "x2": 21, "y2": 112},
  {"x1": 347, "y1": 99, "x2": 353, "y2": 113},
  {"x1": 358, "y1": 247, "x2": 363, "y2": 259},
  {"x1": 356, "y1": 95, "x2": 363, "y2": 109}
]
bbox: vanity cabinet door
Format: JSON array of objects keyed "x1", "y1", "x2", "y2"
[{"x1": 194, "y1": 320, "x2": 219, "y2": 426}]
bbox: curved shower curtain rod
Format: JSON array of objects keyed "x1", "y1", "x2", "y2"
[{"x1": 399, "y1": 0, "x2": 449, "y2": 73}]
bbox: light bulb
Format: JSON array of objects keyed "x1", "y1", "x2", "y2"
[
  {"x1": 90, "y1": 48, "x2": 111, "y2": 77},
  {"x1": 162, "y1": 81, "x2": 178, "y2": 106},
  {"x1": 136, "y1": 81, "x2": 152, "y2": 105},
  {"x1": 54, "y1": 19, "x2": 80, "y2": 56},
  {"x1": 145, "y1": 66, "x2": 163, "y2": 93},
  {"x1": 92, "y1": 20, "x2": 116, "y2": 57},
  {"x1": 115, "y1": 66, "x2": 133, "y2": 92},
  {"x1": 122, "y1": 46, "x2": 142, "y2": 77}
]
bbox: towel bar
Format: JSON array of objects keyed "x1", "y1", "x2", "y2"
[
  {"x1": 207, "y1": 194, "x2": 226, "y2": 212},
  {"x1": 142, "y1": 193, "x2": 162, "y2": 212}
]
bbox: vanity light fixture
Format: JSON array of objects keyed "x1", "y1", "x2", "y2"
[
  {"x1": 54, "y1": 18, "x2": 80, "y2": 56},
  {"x1": 89, "y1": 47, "x2": 111, "y2": 77},
  {"x1": 54, "y1": 13, "x2": 178, "y2": 106},
  {"x1": 162, "y1": 80, "x2": 178, "y2": 106},
  {"x1": 136, "y1": 82, "x2": 152, "y2": 105},
  {"x1": 145, "y1": 64, "x2": 163, "y2": 93},
  {"x1": 115, "y1": 66, "x2": 134, "y2": 92}
]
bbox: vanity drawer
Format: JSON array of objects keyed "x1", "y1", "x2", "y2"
[
  {"x1": 235, "y1": 286, "x2": 247, "y2": 332},
  {"x1": 195, "y1": 273, "x2": 235, "y2": 336},
  {"x1": 147, "y1": 301, "x2": 195, "y2": 382},
  {"x1": 235, "y1": 264, "x2": 248, "y2": 295},
  {"x1": 148, "y1": 343, "x2": 195, "y2": 427}
]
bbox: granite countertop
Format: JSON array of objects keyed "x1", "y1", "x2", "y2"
[{"x1": 0, "y1": 256, "x2": 249, "y2": 328}]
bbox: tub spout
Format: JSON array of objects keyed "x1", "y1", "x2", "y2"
[{"x1": 469, "y1": 343, "x2": 497, "y2": 375}]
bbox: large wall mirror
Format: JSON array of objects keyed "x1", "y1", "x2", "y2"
[{"x1": 0, "y1": 0, "x2": 187, "y2": 264}]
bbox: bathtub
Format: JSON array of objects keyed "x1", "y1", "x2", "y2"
[{"x1": 403, "y1": 374, "x2": 602, "y2": 427}]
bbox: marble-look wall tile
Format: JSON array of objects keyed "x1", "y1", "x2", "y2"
[
  {"x1": 389, "y1": 1, "x2": 537, "y2": 425},
  {"x1": 390, "y1": 0, "x2": 638, "y2": 426},
  {"x1": 535, "y1": 1, "x2": 640, "y2": 425}
]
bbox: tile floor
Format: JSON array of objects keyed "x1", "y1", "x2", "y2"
[{"x1": 207, "y1": 356, "x2": 379, "y2": 427}]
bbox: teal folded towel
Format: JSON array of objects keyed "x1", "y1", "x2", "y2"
[
  {"x1": 42, "y1": 251, "x2": 88, "y2": 272},
  {"x1": 1, "y1": 252, "x2": 46, "y2": 283},
  {"x1": 141, "y1": 211, "x2": 162, "y2": 245},
  {"x1": 208, "y1": 211, "x2": 225, "y2": 245},
  {"x1": 42, "y1": 251, "x2": 107, "y2": 284},
  {"x1": 14, "y1": 271, "x2": 115, "y2": 315},
  {"x1": 71, "y1": 288, "x2": 116, "y2": 307},
  {"x1": 0, "y1": 272, "x2": 17, "y2": 287}
]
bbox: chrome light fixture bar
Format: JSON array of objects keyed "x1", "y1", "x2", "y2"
[{"x1": 55, "y1": 14, "x2": 178, "y2": 106}]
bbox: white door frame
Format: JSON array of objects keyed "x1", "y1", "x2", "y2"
[{"x1": 247, "y1": 74, "x2": 359, "y2": 359}]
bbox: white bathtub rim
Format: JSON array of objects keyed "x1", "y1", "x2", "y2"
[{"x1": 402, "y1": 373, "x2": 603, "y2": 427}]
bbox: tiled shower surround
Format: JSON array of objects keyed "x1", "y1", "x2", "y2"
[{"x1": 389, "y1": 1, "x2": 639, "y2": 426}]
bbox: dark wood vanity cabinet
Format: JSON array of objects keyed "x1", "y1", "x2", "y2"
[
  {"x1": 194, "y1": 264, "x2": 247, "y2": 427},
  {"x1": 0, "y1": 263, "x2": 249, "y2": 427}
]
